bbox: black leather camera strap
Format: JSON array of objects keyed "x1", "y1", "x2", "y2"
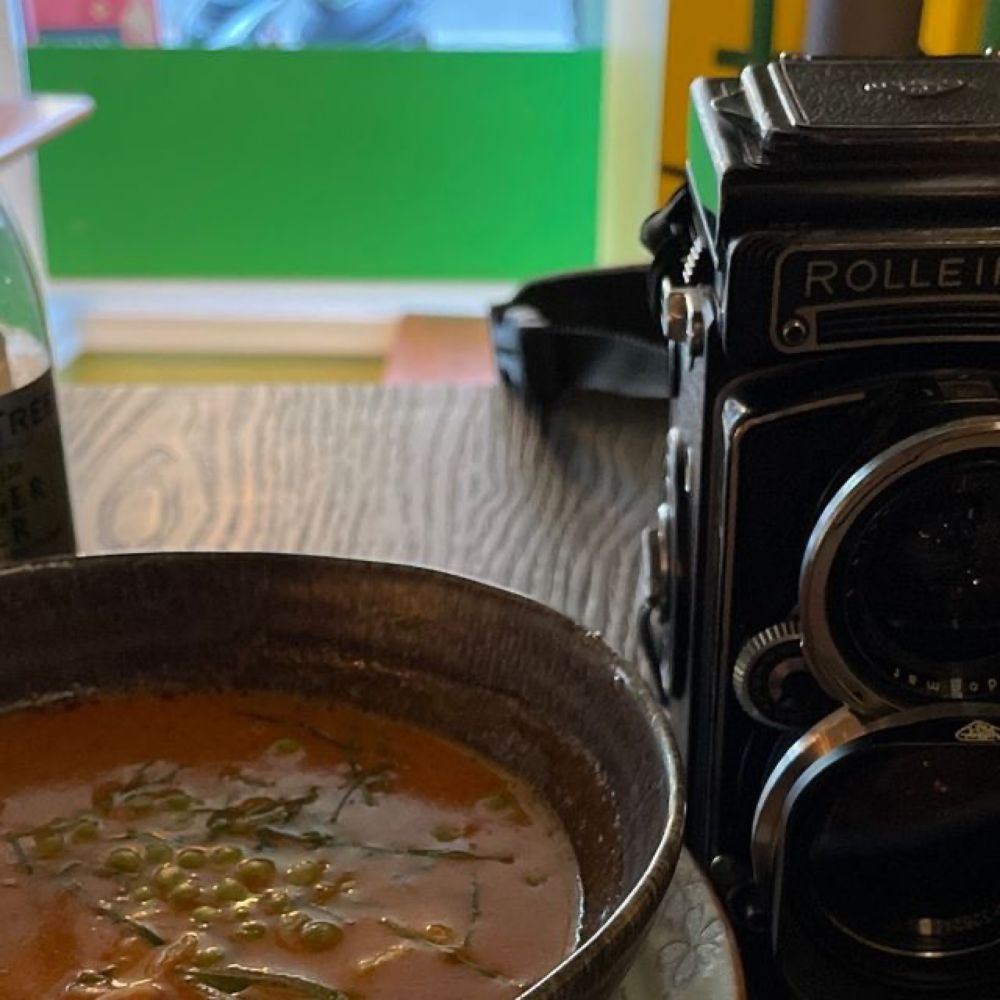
[
  {"x1": 490, "y1": 188, "x2": 694, "y2": 404},
  {"x1": 490, "y1": 267, "x2": 669, "y2": 404}
]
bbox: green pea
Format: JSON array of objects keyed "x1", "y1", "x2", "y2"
[
  {"x1": 153, "y1": 863, "x2": 186, "y2": 891},
  {"x1": 276, "y1": 909, "x2": 309, "y2": 949},
  {"x1": 270, "y1": 738, "x2": 302, "y2": 756},
  {"x1": 524, "y1": 872, "x2": 548, "y2": 887},
  {"x1": 214, "y1": 877, "x2": 249, "y2": 902},
  {"x1": 313, "y1": 874, "x2": 356, "y2": 903},
  {"x1": 236, "y1": 857, "x2": 276, "y2": 891},
  {"x1": 285, "y1": 858, "x2": 326, "y2": 886},
  {"x1": 232, "y1": 919, "x2": 267, "y2": 941},
  {"x1": 164, "y1": 793, "x2": 192, "y2": 812},
  {"x1": 192, "y1": 946, "x2": 225, "y2": 968},
  {"x1": 279, "y1": 909, "x2": 307, "y2": 928},
  {"x1": 168, "y1": 880, "x2": 201, "y2": 909},
  {"x1": 191, "y1": 905, "x2": 220, "y2": 925},
  {"x1": 260, "y1": 888, "x2": 293, "y2": 914},
  {"x1": 144, "y1": 841, "x2": 173, "y2": 865},
  {"x1": 423, "y1": 923, "x2": 453, "y2": 945},
  {"x1": 74, "y1": 970, "x2": 107, "y2": 986},
  {"x1": 33, "y1": 832, "x2": 65, "y2": 859},
  {"x1": 70, "y1": 819, "x2": 101, "y2": 843},
  {"x1": 105, "y1": 847, "x2": 143, "y2": 874},
  {"x1": 177, "y1": 848, "x2": 207, "y2": 870},
  {"x1": 299, "y1": 919, "x2": 343, "y2": 952},
  {"x1": 312, "y1": 883, "x2": 338, "y2": 903},
  {"x1": 226, "y1": 898, "x2": 257, "y2": 920},
  {"x1": 484, "y1": 789, "x2": 516, "y2": 811},
  {"x1": 209, "y1": 845, "x2": 243, "y2": 868},
  {"x1": 132, "y1": 884, "x2": 156, "y2": 903},
  {"x1": 432, "y1": 825, "x2": 462, "y2": 843},
  {"x1": 124, "y1": 794, "x2": 155, "y2": 816}
]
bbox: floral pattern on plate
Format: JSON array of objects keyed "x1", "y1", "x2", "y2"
[{"x1": 617, "y1": 848, "x2": 745, "y2": 1000}]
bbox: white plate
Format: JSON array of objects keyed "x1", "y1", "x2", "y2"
[{"x1": 617, "y1": 849, "x2": 746, "y2": 1000}]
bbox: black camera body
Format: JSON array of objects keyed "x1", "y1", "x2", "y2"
[
  {"x1": 491, "y1": 53, "x2": 1000, "y2": 1000},
  {"x1": 657, "y1": 56, "x2": 1000, "y2": 999}
]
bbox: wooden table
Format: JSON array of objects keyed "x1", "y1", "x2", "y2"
[{"x1": 62, "y1": 384, "x2": 667, "y2": 662}]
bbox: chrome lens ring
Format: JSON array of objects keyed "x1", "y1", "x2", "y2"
[
  {"x1": 800, "y1": 416, "x2": 1000, "y2": 717},
  {"x1": 751, "y1": 707, "x2": 863, "y2": 905},
  {"x1": 752, "y1": 703, "x2": 1000, "y2": 945}
]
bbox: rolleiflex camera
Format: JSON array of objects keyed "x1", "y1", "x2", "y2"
[{"x1": 492, "y1": 55, "x2": 1000, "y2": 999}]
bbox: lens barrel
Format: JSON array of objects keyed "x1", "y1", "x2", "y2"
[
  {"x1": 801, "y1": 418, "x2": 1000, "y2": 715},
  {"x1": 754, "y1": 705, "x2": 1000, "y2": 998}
]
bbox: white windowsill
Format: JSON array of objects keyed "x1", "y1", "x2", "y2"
[{"x1": 46, "y1": 278, "x2": 516, "y2": 368}]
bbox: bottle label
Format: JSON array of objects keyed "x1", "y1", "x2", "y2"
[{"x1": 0, "y1": 369, "x2": 75, "y2": 561}]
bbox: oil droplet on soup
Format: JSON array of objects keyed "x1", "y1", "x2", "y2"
[{"x1": 0, "y1": 692, "x2": 582, "y2": 999}]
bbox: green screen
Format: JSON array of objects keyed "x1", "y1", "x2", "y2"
[{"x1": 28, "y1": 48, "x2": 602, "y2": 280}]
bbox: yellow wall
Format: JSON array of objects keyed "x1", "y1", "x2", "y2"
[
  {"x1": 660, "y1": 0, "x2": 806, "y2": 200},
  {"x1": 921, "y1": 0, "x2": 985, "y2": 53},
  {"x1": 660, "y1": 0, "x2": 986, "y2": 202}
]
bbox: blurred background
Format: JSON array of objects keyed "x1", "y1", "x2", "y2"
[{"x1": 1, "y1": 0, "x2": 998, "y2": 386}]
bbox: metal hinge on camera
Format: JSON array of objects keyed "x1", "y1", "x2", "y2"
[
  {"x1": 640, "y1": 430, "x2": 691, "y2": 704},
  {"x1": 644, "y1": 501, "x2": 673, "y2": 618},
  {"x1": 641, "y1": 505, "x2": 673, "y2": 705},
  {"x1": 661, "y1": 278, "x2": 715, "y2": 387}
]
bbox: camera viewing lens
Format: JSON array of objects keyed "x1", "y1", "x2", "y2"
[
  {"x1": 804, "y1": 744, "x2": 1000, "y2": 956},
  {"x1": 833, "y1": 453, "x2": 1000, "y2": 688}
]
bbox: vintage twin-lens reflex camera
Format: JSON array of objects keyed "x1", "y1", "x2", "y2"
[{"x1": 492, "y1": 54, "x2": 1000, "y2": 1000}]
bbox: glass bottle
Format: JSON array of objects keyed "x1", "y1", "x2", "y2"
[{"x1": 0, "y1": 197, "x2": 75, "y2": 561}]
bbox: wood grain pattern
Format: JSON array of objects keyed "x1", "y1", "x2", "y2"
[{"x1": 61, "y1": 385, "x2": 667, "y2": 661}]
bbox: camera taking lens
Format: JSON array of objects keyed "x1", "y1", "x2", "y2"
[{"x1": 803, "y1": 419, "x2": 1000, "y2": 716}]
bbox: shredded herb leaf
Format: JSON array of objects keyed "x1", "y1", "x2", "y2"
[
  {"x1": 253, "y1": 826, "x2": 513, "y2": 863},
  {"x1": 382, "y1": 918, "x2": 523, "y2": 987},
  {"x1": 329, "y1": 764, "x2": 392, "y2": 824},
  {"x1": 238, "y1": 712, "x2": 357, "y2": 756},
  {"x1": 465, "y1": 874, "x2": 482, "y2": 948},
  {"x1": 3, "y1": 833, "x2": 32, "y2": 875},
  {"x1": 94, "y1": 904, "x2": 166, "y2": 947},
  {"x1": 204, "y1": 789, "x2": 319, "y2": 839},
  {"x1": 186, "y1": 964, "x2": 350, "y2": 998}
]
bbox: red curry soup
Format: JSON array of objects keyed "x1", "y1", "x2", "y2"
[{"x1": 0, "y1": 691, "x2": 582, "y2": 999}]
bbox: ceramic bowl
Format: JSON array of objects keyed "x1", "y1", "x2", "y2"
[{"x1": 0, "y1": 552, "x2": 684, "y2": 999}]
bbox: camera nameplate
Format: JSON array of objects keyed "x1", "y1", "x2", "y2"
[{"x1": 771, "y1": 241, "x2": 1000, "y2": 353}]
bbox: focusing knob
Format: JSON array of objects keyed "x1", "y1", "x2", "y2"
[{"x1": 733, "y1": 621, "x2": 835, "y2": 729}]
